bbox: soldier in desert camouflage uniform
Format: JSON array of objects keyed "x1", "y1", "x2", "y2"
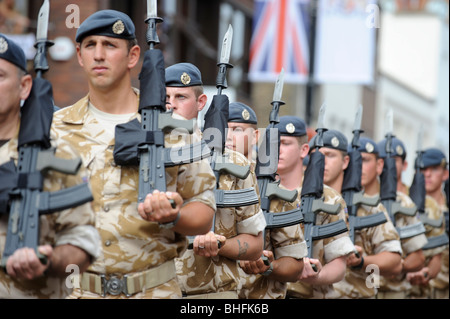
[
  {"x1": 0, "y1": 34, "x2": 100, "y2": 298},
  {"x1": 408, "y1": 148, "x2": 448, "y2": 298},
  {"x1": 333, "y1": 137, "x2": 403, "y2": 299},
  {"x1": 51, "y1": 11, "x2": 216, "y2": 299},
  {"x1": 375, "y1": 137, "x2": 427, "y2": 299},
  {"x1": 286, "y1": 129, "x2": 356, "y2": 299},
  {"x1": 165, "y1": 63, "x2": 266, "y2": 299},
  {"x1": 238, "y1": 116, "x2": 310, "y2": 299}
]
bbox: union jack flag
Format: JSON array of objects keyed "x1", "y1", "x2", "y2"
[{"x1": 249, "y1": 0, "x2": 311, "y2": 83}]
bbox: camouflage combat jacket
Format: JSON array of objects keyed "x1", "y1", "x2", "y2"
[
  {"x1": 378, "y1": 191, "x2": 428, "y2": 294},
  {"x1": 286, "y1": 185, "x2": 355, "y2": 299},
  {"x1": 237, "y1": 182, "x2": 307, "y2": 299},
  {"x1": 333, "y1": 198, "x2": 402, "y2": 299},
  {"x1": 0, "y1": 127, "x2": 100, "y2": 299},
  {"x1": 51, "y1": 93, "x2": 216, "y2": 298},
  {"x1": 175, "y1": 148, "x2": 266, "y2": 296}
]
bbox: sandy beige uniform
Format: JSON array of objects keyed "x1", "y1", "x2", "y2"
[
  {"x1": 333, "y1": 199, "x2": 402, "y2": 299},
  {"x1": 0, "y1": 128, "x2": 100, "y2": 299},
  {"x1": 409, "y1": 195, "x2": 447, "y2": 298},
  {"x1": 237, "y1": 182, "x2": 307, "y2": 299},
  {"x1": 286, "y1": 185, "x2": 355, "y2": 299},
  {"x1": 377, "y1": 191, "x2": 428, "y2": 298},
  {"x1": 175, "y1": 148, "x2": 266, "y2": 298},
  {"x1": 51, "y1": 94, "x2": 216, "y2": 298}
]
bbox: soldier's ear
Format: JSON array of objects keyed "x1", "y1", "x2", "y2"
[
  {"x1": 127, "y1": 45, "x2": 140, "y2": 69},
  {"x1": 19, "y1": 74, "x2": 32, "y2": 101}
]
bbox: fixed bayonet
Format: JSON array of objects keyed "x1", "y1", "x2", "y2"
[
  {"x1": 272, "y1": 68, "x2": 285, "y2": 103},
  {"x1": 147, "y1": 0, "x2": 157, "y2": 18},
  {"x1": 220, "y1": 25, "x2": 233, "y2": 64},
  {"x1": 216, "y1": 24, "x2": 234, "y2": 94},
  {"x1": 36, "y1": 0, "x2": 49, "y2": 41}
]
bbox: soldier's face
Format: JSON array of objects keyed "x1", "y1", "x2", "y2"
[
  {"x1": 165, "y1": 86, "x2": 206, "y2": 120},
  {"x1": 361, "y1": 152, "x2": 383, "y2": 187},
  {"x1": 226, "y1": 122, "x2": 257, "y2": 159},
  {"x1": 421, "y1": 165, "x2": 449, "y2": 194},
  {"x1": 77, "y1": 35, "x2": 139, "y2": 91},
  {"x1": 318, "y1": 147, "x2": 349, "y2": 187},
  {"x1": 277, "y1": 136, "x2": 307, "y2": 174},
  {"x1": 0, "y1": 59, "x2": 31, "y2": 119}
]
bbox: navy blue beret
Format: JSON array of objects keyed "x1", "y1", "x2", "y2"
[
  {"x1": 421, "y1": 148, "x2": 448, "y2": 168},
  {"x1": 348, "y1": 136, "x2": 379, "y2": 155},
  {"x1": 76, "y1": 10, "x2": 136, "y2": 43},
  {"x1": 377, "y1": 137, "x2": 407, "y2": 160},
  {"x1": 309, "y1": 129, "x2": 348, "y2": 152},
  {"x1": 165, "y1": 63, "x2": 203, "y2": 87},
  {"x1": 228, "y1": 102, "x2": 258, "y2": 125},
  {"x1": 274, "y1": 116, "x2": 307, "y2": 137},
  {"x1": 0, "y1": 34, "x2": 27, "y2": 71}
]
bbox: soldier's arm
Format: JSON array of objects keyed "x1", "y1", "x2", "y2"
[
  {"x1": 6, "y1": 244, "x2": 91, "y2": 279},
  {"x1": 364, "y1": 251, "x2": 403, "y2": 276},
  {"x1": 138, "y1": 190, "x2": 214, "y2": 236},
  {"x1": 218, "y1": 232, "x2": 263, "y2": 261},
  {"x1": 402, "y1": 249, "x2": 425, "y2": 273}
]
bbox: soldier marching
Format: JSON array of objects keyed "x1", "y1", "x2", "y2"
[{"x1": 0, "y1": 3, "x2": 448, "y2": 301}]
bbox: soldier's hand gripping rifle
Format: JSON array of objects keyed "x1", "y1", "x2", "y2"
[
  {"x1": 342, "y1": 105, "x2": 386, "y2": 254},
  {"x1": 0, "y1": 0, "x2": 93, "y2": 268},
  {"x1": 380, "y1": 109, "x2": 425, "y2": 240},
  {"x1": 409, "y1": 127, "x2": 448, "y2": 249},
  {"x1": 113, "y1": 0, "x2": 211, "y2": 210},
  {"x1": 202, "y1": 25, "x2": 258, "y2": 208},
  {"x1": 300, "y1": 104, "x2": 348, "y2": 270}
]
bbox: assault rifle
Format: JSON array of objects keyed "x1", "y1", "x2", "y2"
[
  {"x1": 300, "y1": 104, "x2": 348, "y2": 269},
  {"x1": 186, "y1": 26, "x2": 258, "y2": 249},
  {"x1": 255, "y1": 70, "x2": 303, "y2": 265},
  {"x1": 202, "y1": 25, "x2": 258, "y2": 208},
  {"x1": 409, "y1": 127, "x2": 448, "y2": 249},
  {"x1": 0, "y1": 0, "x2": 93, "y2": 268},
  {"x1": 342, "y1": 105, "x2": 386, "y2": 252},
  {"x1": 113, "y1": 0, "x2": 211, "y2": 209},
  {"x1": 256, "y1": 70, "x2": 304, "y2": 231},
  {"x1": 379, "y1": 109, "x2": 425, "y2": 240}
]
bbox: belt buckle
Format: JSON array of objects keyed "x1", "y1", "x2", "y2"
[{"x1": 101, "y1": 274, "x2": 130, "y2": 297}]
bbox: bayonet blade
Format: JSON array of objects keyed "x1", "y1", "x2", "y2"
[
  {"x1": 417, "y1": 125, "x2": 424, "y2": 152},
  {"x1": 272, "y1": 68, "x2": 285, "y2": 102},
  {"x1": 147, "y1": 0, "x2": 157, "y2": 18},
  {"x1": 36, "y1": 0, "x2": 50, "y2": 41},
  {"x1": 353, "y1": 104, "x2": 363, "y2": 132},
  {"x1": 317, "y1": 103, "x2": 326, "y2": 130},
  {"x1": 386, "y1": 108, "x2": 394, "y2": 136},
  {"x1": 219, "y1": 25, "x2": 233, "y2": 64}
]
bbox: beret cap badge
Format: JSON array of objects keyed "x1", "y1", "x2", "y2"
[
  {"x1": 331, "y1": 137, "x2": 340, "y2": 148},
  {"x1": 112, "y1": 20, "x2": 125, "y2": 35},
  {"x1": 286, "y1": 123, "x2": 295, "y2": 134},
  {"x1": 242, "y1": 110, "x2": 250, "y2": 121},
  {"x1": 365, "y1": 142, "x2": 374, "y2": 153},
  {"x1": 181, "y1": 72, "x2": 191, "y2": 85},
  {"x1": 0, "y1": 37, "x2": 8, "y2": 54},
  {"x1": 396, "y1": 145, "x2": 404, "y2": 156}
]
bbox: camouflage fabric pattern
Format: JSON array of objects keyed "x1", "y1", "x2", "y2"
[
  {"x1": 175, "y1": 148, "x2": 266, "y2": 296},
  {"x1": 0, "y1": 128, "x2": 99, "y2": 299},
  {"x1": 333, "y1": 200, "x2": 402, "y2": 299},
  {"x1": 238, "y1": 184, "x2": 307, "y2": 299},
  {"x1": 410, "y1": 195, "x2": 447, "y2": 298},
  {"x1": 287, "y1": 185, "x2": 355, "y2": 299},
  {"x1": 51, "y1": 94, "x2": 216, "y2": 298},
  {"x1": 429, "y1": 195, "x2": 449, "y2": 293},
  {"x1": 378, "y1": 191, "x2": 428, "y2": 294}
]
